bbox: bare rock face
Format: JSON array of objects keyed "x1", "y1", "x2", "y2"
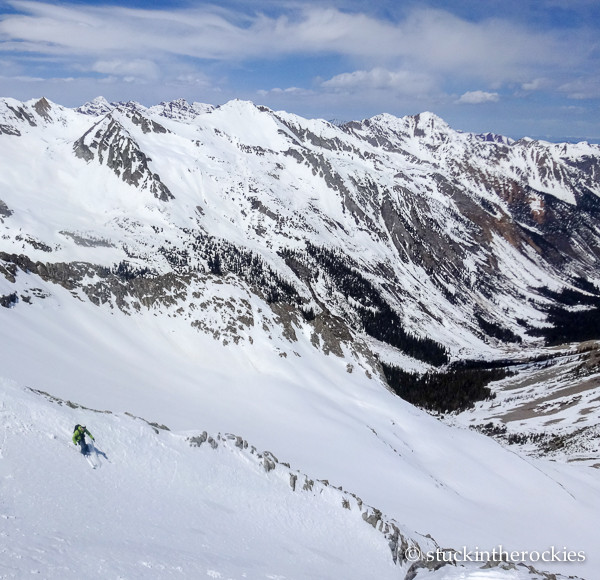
[
  {"x1": 0, "y1": 199, "x2": 13, "y2": 218},
  {"x1": 33, "y1": 97, "x2": 53, "y2": 121},
  {"x1": 73, "y1": 112, "x2": 173, "y2": 201}
]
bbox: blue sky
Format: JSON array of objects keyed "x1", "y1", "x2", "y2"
[{"x1": 1, "y1": 0, "x2": 599, "y2": 140}]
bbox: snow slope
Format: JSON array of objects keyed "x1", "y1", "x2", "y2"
[
  {"x1": 1, "y1": 380, "x2": 402, "y2": 579},
  {"x1": 1, "y1": 374, "x2": 594, "y2": 580},
  {"x1": 2, "y1": 96, "x2": 600, "y2": 361},
  {"x1": 1, "y1": 289, "x2": 599, "y2": 579}
]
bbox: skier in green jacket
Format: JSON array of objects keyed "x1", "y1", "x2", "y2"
[{"x1": 72, "y1": 424, "x2": 95, "y2": 455}]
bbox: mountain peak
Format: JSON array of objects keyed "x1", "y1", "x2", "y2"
[
  {"x1": 413, "y1": 110, "x2": 447, "y2": 126},
  {"x1": 408, "y1": 111, "x2": 454, "y2": 137},
  {"x1": 216, "y1": 98, "x2": 264, "y2": 114},
  {"x1": 475, "y1": 131, "x2": 514, "y2": 145},
  {"x1": 112, "y1": 100, "x2": 146, "y2": 113},
  {"x1": 33, "y1": 96, "x2": 52, "y2": 118},
  {"x1": 76, "y1": 96, "x2": 113, "y2": 116},
  {"x1": 147, "y1": 98, "x2": 215, "y2": 121}
]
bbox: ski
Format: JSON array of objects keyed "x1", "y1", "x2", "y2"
[
  {"x1": 83, "y1": 443, "x2": 100, "y2": 469},
  {"x1": 90, "y1": 443, "x2": 101, "y2": 468},
  {"x1": 84, "y1": 452, "x2": 97, "y2": 469}
]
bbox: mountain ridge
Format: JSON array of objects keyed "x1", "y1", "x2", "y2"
[
  {"x1": 2, "y1": 95, "x2": 600, "y2": 361},
  {"x1": 2, "y1": 94, "x2": 599, "y2": 462}
]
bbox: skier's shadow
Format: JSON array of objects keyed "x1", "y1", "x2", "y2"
[{"x1": 92, "y1": 446, "x2": 109, "y2": 461}]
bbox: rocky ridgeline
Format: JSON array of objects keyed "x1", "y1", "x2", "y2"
[
  {"x1": 73, "y1": 111, "x2": 173, "y2": 202},
  {"x1": 187, "y1": 429, "x2": 442, "y2": 577},
  {"x1": 186, "y1": 428, "x2": 573, "y2": 580},
  {"x1": 1, "y1": 97, "x2": 599, "y2": 363}
]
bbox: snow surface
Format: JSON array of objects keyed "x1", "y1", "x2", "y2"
[
  {"x1": 1, "y1": 379, "x2": 401, "y2": 579},
  {"x1": 1, "y1": 96, "x2": 598, "y2": 357},
  {"x1": 1, "y1": 288, "x2": 599, "y2": 579}
]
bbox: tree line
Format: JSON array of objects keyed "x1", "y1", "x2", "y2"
[{"x1": 381, "y1": 362, "x2": 510, "y2": 413}]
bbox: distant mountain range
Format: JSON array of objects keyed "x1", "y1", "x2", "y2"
[{"x1": 3, "y1": 95, "x2": 600, "y2": 359}]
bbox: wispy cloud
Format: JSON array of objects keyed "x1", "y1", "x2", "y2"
[
  {"x1": 91, "y1": 59, "x2": 160, "y2": 82},
  {"x1": 521, "y1": 78, "x2": 551, "y2": 92},
  {"x1": 0, "y1": 1, "x2": 598, "y2": 138},
  {"x1": 559, "y1": 77, "x2": 600, "y2": 100},
  {"x1": 258, "y1": 86, "x2": 313, "y2": 96},
  {"x1": 0, "y1": 3, "x2": 586, "y2": 76}
]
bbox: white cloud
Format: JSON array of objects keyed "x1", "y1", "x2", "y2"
[
  {"x1": 0, "y1": 73, "x2": 43, "y2": 83},
  {"x1": 558, "y1": 77, "x2": 600, "y2": 100},
  {"x1": 0, "y1": 2, "x2": 585, "y2": 79},
  {"x1": 321, "y1": 67, "x2": 436, "y2": 96},
  {"x1": 173, "y1": 73, "x2": 213, "y2": 88},
  {"x1": 457, "y1": 90, "x2": 500, "y2": 104},
  {"x1": 258, "y1": 87, "x2": 312, "y2": 96},
  {"x1": 521, "y1": 78, "x2": 550, "y2": 92}
]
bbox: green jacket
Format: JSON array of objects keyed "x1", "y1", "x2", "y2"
[{"x1": 72, "y1": 426, "x2": 94, "y2": 445}]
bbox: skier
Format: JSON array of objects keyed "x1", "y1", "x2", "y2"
[{"x1": 72, "y1": 424, "x2": 95, "y2": 455}]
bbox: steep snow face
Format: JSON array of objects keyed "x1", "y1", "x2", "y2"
[
  {"x1": 1, "y1": 347, "x2": 598, "y2": 579},
  {"x1": 0, "y1": 380, "x2": 406, "y2": 580},
  {"x1": 1, "y1": 288, "x2": 599, "y2": 579}
]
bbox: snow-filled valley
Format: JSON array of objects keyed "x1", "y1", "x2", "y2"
[{"x1": 1, "y1": 96, "x2": 600, "y2": 579}]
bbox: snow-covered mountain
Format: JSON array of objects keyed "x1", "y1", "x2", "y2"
[{"x1": 1, "y1": 96, "x2": 599, "y2": 579}]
